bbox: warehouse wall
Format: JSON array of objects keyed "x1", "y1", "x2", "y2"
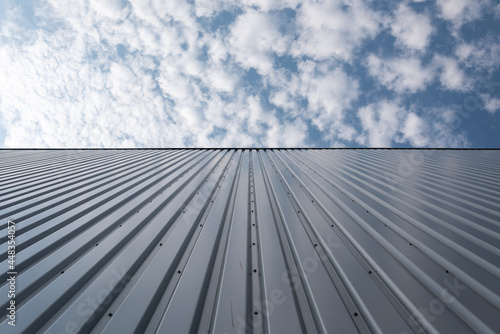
[{"x1": 1, "y1": 149, "x2": 499, "y2": 333}]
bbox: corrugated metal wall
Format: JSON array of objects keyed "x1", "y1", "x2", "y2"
[{"x1": 1, "y1": 149, "x2": 499, "y2": 334}]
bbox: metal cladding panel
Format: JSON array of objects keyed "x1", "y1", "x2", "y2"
[{"x1": 0, "y1": 149, "x2": 499, "y2": 334}]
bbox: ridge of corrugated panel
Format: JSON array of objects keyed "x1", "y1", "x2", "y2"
[{"x1": 1, "y1": 149, "x2": 499, "y2": 334}]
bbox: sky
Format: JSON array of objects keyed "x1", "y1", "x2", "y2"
[{"x1": 0, "y1": 0, "x2": 499, "y2": 148}]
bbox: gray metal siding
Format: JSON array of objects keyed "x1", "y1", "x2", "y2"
[{"x1": 0, "y1": 149, "x2": 499, "y2": 333}]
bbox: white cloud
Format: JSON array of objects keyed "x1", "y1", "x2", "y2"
[
  {"x1": 0, "y1": 1, "x2": 311, "y2": 148},
  {"x1": 437, "y1": 0, "x2": 490, "y2": 28},
  {"x1": 207, "y1": 65, "x2": 239, "y2": 93},
  {"x1": 292, "y1": 0, "x2": 382, "y2": 61},
  {"x1": 484, "y1": 97, "x2": 500, "y2": 114},
  {"x1": 455, "y1": 40, "x2": 500, "y2": 73},
  {"x1": 366, "y1": 54, "x2": 434, "y2": 93},
  {"x1": 193, "y1": 0, "x2": 300, "y2": 17},
  {"x1": 0, "y1": 0, "x2": 492, "y2": 149},
  {"x1": 390, "y1": 4, "x2": 434, "y2": 51},
  {"x1": 88, "y1": 0, "x2": 129, "y2": 20},
  {"x1": 266, "y1": 60, "x2": 361, "y2": 143},
  {"x1": 357, "y1": 102, "x2": 470, "y2": 148},
  {"x1": 269, "y1": 90, "x2": 297, "y2": 113},
  {"x1": 267, "y1": 119, "x2": 308, "y2": 147},
  {"x1": 400, "y1": 112, "x2": 429, "y2": 147},
  {"x1": 297, "y1": 61, "x2": 359, "y2": 137},
  {"x1": 432, "y1": 55, "x2": 470, "y2": 91},
  {"x1": 227, "y1": 9, "x2": 289, "y2": 75},
  {"x1": 356, "y1": 100, "x2": 405, "y2": 147},
  {"x1": 357, "y1": 100, "x2": 404, "y2": 147},
  {"x1": 241, "y1": 0, "x2": 301, "y2": 11},
  {"x1": 399, "y1": 107, "x2": 470, "y2": 147}
]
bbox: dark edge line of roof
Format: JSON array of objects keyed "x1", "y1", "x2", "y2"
[{"x1": 0, "y1": 148, "x2": 499, "y2": 151}]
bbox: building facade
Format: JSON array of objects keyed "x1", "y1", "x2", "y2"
[{"x1": 1, "y1": 149, "x2": 499, "y2": 333}]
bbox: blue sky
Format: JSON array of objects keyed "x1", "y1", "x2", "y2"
[{"x1": 0, "y1": 0, "x2": 499, "y2": 148}]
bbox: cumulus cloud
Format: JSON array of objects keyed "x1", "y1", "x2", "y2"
[
  {"x1": 455, "y1": 40, "x2": 500, "y2": 73},
  {"x1": 432, "y1": 55, "x2": 470, "y2": 91},
  {"x1": 366, "y1": 54, "x2": 434, "y2": 93},
  {"x1": 88, "y1": 0, "x2": 129, "y2": 20},
  {"x1": 296, "y1": 61, "x2": 360, "y2": 140},
  {"x1": 266, "y1": 60, "x2": 360, "y2": 143},
  {"x1": 227, "y1": 9, "x2": 289, "y2": 75},
  {"x1": 292, "y1": 0, "x2": 382, "y2": 61},
  {"x1": 436, "y1": 0, "x2": 490, "y2": 28},
  {"x1": 0, "y1": 0, "x2": 308, "y2": 148},
  {"x1": 357, "y1": 102, "x2": 469, "y2": 148},
  {"x1": 357, "y1": 100, "x2": 404, "y2": 147},
  {"x1": 484, "y1": 97, "x2": 500, "y2": 114},
  {"x1": 400, "y1": 112, "x2": 429, "y2": 147},
  {"x1": 390, "y1": 3, "x2": 434, "y2": 51},
  {"x1": 0, "y1": 0, "x2": 497, "y2": 148},
  {"x1": 267, "y1": 119, "x2": 308, "y2": 147},
  {"x1": 401, "y1": 108, "x2": 469, "y2": 147}
]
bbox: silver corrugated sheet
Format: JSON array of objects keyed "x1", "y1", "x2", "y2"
[{"x1": 1, "y1": 149, "x2": 499, "y2": 334}]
